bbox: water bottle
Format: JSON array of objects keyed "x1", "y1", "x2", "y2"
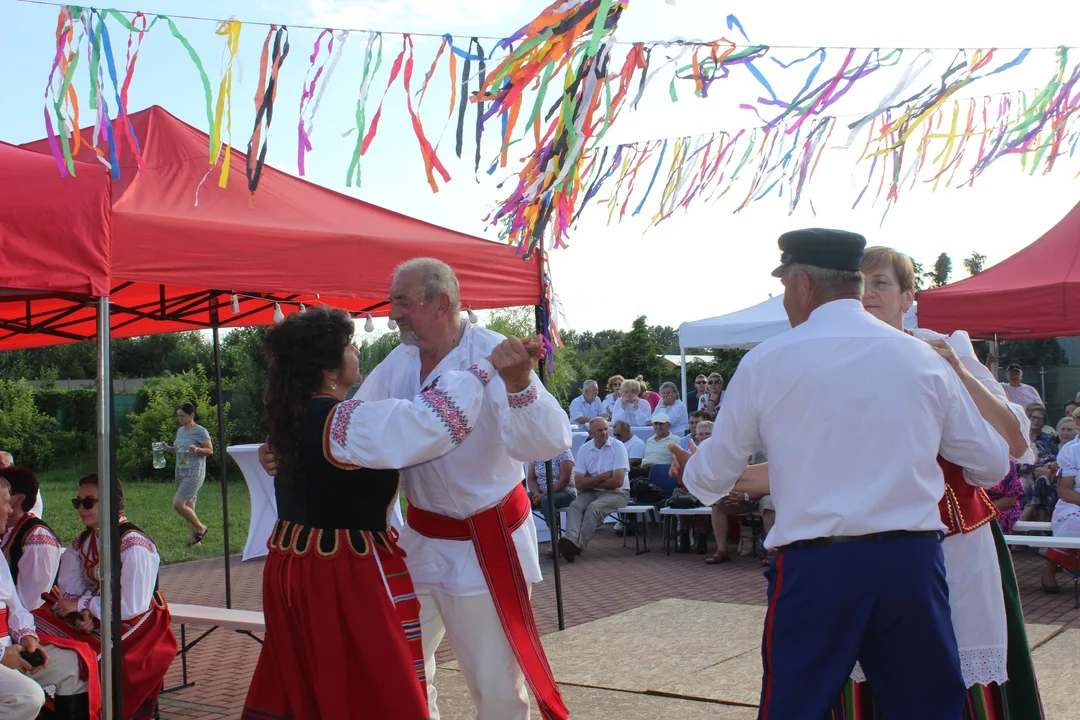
[{"x1": 152, "y1": 442, "x2": 167, "y2": 470}]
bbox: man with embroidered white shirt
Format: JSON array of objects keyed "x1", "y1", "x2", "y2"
[
  {"x1": 678, "y1": 229, "x2": 1010, "y2": 720},
  {"x1": 0, "y1": 467, "x2": 61, "y2": 611},
  {"x1": 558, "y1": 417, "x2": 629, "y2": 562},
  {"x1": 0, "y1": 456, "x2": 39, "y2": 520},
  {"x1": 568, "y1": 380, "x2": 603, "y2": 425},
  {"x1": 262, "y1": 258, "x2": 570, "y2": 720}
]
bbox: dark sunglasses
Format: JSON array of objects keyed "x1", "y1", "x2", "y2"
[
  {"x1": 695, "y1": 380, "x2": 707, "y2": 385},
  {"x1": 71, "y1": 497, "x2": 98, "y2": 510},
  {"x1": 1029, "y1": 415, "x2": 1047, "y2": 422}
]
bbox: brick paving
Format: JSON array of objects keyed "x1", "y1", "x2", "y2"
[{"x1": 154, "y1": 527, "x2": 1080, "y2": 719}]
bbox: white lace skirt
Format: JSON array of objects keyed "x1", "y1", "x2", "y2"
[{"x1": 851, "y1": 524, "x2": 1008, "y2": 688}]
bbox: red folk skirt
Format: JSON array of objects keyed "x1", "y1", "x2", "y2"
[
  {"x1": 242, "y1": 521, "x2": 429, "y2": 720},
  {"x1": 33, "y1": 594, "x2": 178, "y2": 720}
]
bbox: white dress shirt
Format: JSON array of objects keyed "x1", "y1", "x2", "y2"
[
  {"x1": 611, "y1": 399, "x2": 652, "y2": 427},
  {"x1": 1, "y1": 518, "x2": 62, "y2": 611},
  {"x1": 684, "y1": 299, "x2": 1010, "y2": 550},
  {"x1": 0, "y1": 559, "x2": 36, "y2": 647},
  {"x1": 568, "y1": 394, "x2": 603, "y2": 423},
  {"x1": 654, "y1": 400, "x2": 689, "y2": 435},
  {"x1": 58, "y1": 523, "x2": 160, "y2": 621},
  {"x1": 620, "y1": 435, "x2": 645, "y2": 461},
  {"x1": 357, "y1": 325, "x2": 571, "y2": 596},
  {"x1": 602, "y1": 393, "x2": 618, "y2": 414},
  {"x1": 576, "y1": 437, "x2": 631, "y2": 490}
]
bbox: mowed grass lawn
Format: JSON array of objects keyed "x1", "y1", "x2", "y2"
[{"x1": 35, "y1": 463, "x2": 250, "y2": 565}]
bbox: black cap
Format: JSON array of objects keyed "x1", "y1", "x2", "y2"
[
  {"x1": 1006, "y1": 363, "x2": 1023, "y2": 372},
  {"x1": 771, "y1": 228, "x2": 867, "y2": 278}
]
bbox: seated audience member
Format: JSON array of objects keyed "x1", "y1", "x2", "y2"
[
  {"x1": 637, "y1": 377, "x2": 661, "y2": 412},
  {"x1": 0, "y1": 466, "x2": 61, "y2": 610},
  {"x1": 699, "y1": 373, "x2": 725, "y2": 414},
  {"x1": 0, "y1": 475, "x2": 89, "y2": 720},
  {"x1": 1042, "y1": 435, "x2": 1080, "y2": 593},
  {"x1": 601, "y1": 375, "x2": 625, "y2": 418},
  {"x1": 686, "y1": 375, "x2": 707, "y2": 414},
  {"x1": 675, "y1": 421, "x2": 716, "y2": 554},
  {"x1": 611, "y1": 421, "x2": 645, "y2": 467},
  {"x1": 35, "y1": 474, "x2": 177, "y2": 719},
  {"x1": 1019, "y1": 405, "x2": 1064, "y2": 522},
  {"x1": 654, "y1": 382, "x2": 689, "y2": 436},
  {"x1": 0, "y1": 453, "x2": 39, "y2": 519},
  {"x1": 1001, "y1": 364, "x2": 1042, "y2": 407},
  {"x1": 704, "y1": 448, "x2": 768, "y2": 565},
  {"x1": 629, "y1": 415, "x2": 676, "y2": 480},
  {"x1": 679, "y1": 412, "x2": 707, "y2": 451},
  {"x1": 527, "y1": 450, "x2": 576, "y2": 527},
  {"x1": 557, "y1": 418, "x2": 629, "y2": 562},
  {"x1": 610, "y1": 379, "x2": 653, "y2": 427},
  {"x1": 568, "y1": 380, "x2": 603, "y2": 425},
  {"x1": 1065, "y1": 401, "x2": 1078, "y2": 423},
  {"x1": 988, "y1": 462, "x2": 1024, "y2": 535}
]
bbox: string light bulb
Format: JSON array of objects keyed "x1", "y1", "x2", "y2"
[
  {"x1": 273, "y1": 303, "x2": 284, "y2": 324},
  {"x1": 299, "y1": 303, "x2": 307, "y2": 314},
  {"x1": 466, "y1": 306, "x2": 478, "y2": 324},
  {"x1": 364, "y1": 314, "x2": 375, "y2": 333},
  {"x1": 388, "y1": 318, "x2": 398, "y2": 331},
  {"x1": 230, "y1": 294, "x2": 240, "y2": 314}
]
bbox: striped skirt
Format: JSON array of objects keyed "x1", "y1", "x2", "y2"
[{"x1": 242, "y1": 521, "x2": 429, "y2": 720}]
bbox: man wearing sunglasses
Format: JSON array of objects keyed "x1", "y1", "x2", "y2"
[{"x1": 685, "y1": 376, "x2": 707, "y2": 414}]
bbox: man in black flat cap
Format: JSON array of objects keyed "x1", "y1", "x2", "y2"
[
  {"x1": 671, "y1": 228, "x2": 1009, "y2": 719},
  {"x1": 1001, "y1": 362, "x2": 1042, "y2": 408}
]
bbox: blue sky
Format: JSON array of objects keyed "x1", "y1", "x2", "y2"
[{"x1": 4, "y1": 0, "x2": 1080, "y2": 332}]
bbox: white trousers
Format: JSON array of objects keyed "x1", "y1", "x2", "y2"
[
  {"x1": 420, "y1": 587, "x2": 531, "y2": 720},
  {"x1": 0, "y1": 646, "x2": 87, "y2": 720}
]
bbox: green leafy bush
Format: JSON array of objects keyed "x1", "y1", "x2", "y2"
[
  {"x1": 116, "y1": 371, "x2": 232, "y2": 482},
  {"x1": 0, "y1": 380, "x2": 57, "y2": 469}
]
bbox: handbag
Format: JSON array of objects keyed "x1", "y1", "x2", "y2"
[{"x1": 667, "y1": 487, "x2": 702, "y2": 509}]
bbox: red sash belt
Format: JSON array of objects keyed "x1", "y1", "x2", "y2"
[
  {"x1": 0, "y1": 607, "x2": 8, "y2": 642},
  {"x1": 407, "y1": 485, "x2": 569, "y2": 720},
  {"x1": 938, "y1": 457, "x2": 998, "y2": 537}
]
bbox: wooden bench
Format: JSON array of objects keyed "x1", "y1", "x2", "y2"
[
  {"x1": 1002, "y1": 535, "x2": 1080, "y2": 607},
  {"x1": 164, "y1": 604, "x2": 265, "y2": 694}
]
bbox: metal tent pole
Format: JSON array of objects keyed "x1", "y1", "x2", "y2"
[
  {"x1": 211, "y1": 304, "x2": 233, "y2": 608},
  {"x1": 96, "y1": 297, "x2": 123, "y2": 718}
]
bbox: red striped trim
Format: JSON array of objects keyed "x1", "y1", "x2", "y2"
[{"x1": 761, "y1": 551, "x2": 785, "y2": 720}]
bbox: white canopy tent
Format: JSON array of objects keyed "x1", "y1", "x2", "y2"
[{"x1": 677, "y1": 295, "x2": 918, "y2": 399}]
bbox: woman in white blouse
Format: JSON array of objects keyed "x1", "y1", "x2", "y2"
[{"x1": 610, "y1": 379, "x2": 653, "y2": 427}]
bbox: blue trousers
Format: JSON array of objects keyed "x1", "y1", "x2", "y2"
[
  {"x1": 537, "y1": 490, "x2": 575, "y2": 524},
  {"x1": 758, "y1": 534, "x2": 964, "y2": 720}
]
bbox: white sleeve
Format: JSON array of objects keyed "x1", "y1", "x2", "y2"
[
  {"x1": 568, "y1": 396, "x2": 583, "y2": 422},
  {"x1": 495, "y1": 372, "x2": 573, "y2": 463},
  {"x1": 632, "y1": 402, "x2": 653, "y2": 426},
  {"x1": 88, "y1": 535, "x2": 158, "y2": 621},
  {"x1": 354, "y1": 353, "x2": 398, "y2": 403},
  {"x1": 0, "y1": 563, "x2": 37, "y2": 643},
  {"x1": 1058, "y1": 443, "x2": 1079, "y2": 478},
  {"x1": 57, "y1": 544, "x2": 88, "y2": 600},
  {"x1": 613, "y1": 440, "x2": 630, "y2": 473},
  {"x1": 684, "y1": 362, "x2": 762, "y2": 507},
  {"x1": 16, "y1": 528, "x2": 62, "y2": 611},
  {"x1": 328, "y1": 361, "x2": 494, "y2": 469},
  {"x1": 939, "y1": 368, "x2": 1011, "y2": 488},
  {"x1": 669, "y1": 402, "x2": 689, "y2": 434},
  {"x1": 627, "y1": 438, "x2": 644, "y2": 461}
]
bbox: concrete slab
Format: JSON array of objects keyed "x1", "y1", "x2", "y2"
[{"x1": 1031, "y1": 628, "x2": 1080, "y2": 720}]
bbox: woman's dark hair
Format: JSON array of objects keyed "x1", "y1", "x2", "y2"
[
  {"x1": 78, "y1": 473, "x2": 125, "y2": 511},
  {"x1": 178, "y1": 403, "x2": 196, "y2": 417},
  {"x1": 0, "y1": 466, "x2": 39, "y2": 513},
  {"x1": 263, "y1": 307, "x2": 355, "y2": 486}
]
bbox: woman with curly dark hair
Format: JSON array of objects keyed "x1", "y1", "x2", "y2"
[{"x1": 242, "y1": 307, "x2": 534, "y2": 720}]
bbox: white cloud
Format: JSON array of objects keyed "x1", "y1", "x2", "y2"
[{"x1": 299, "y1": 0, "x2": 530, "y2": 35}]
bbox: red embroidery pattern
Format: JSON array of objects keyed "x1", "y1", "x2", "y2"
[
  {"x1": 468, "y1": 364, "x2": 491, "y2": 387},
  {"x1": 508, "y1": 384, "x2": 538, "y2": 410},
  {"x1": 120, "y1": 533, "x2": 157, "y2": 554},
  {"x1": 24, "y1": 529, "x2": 61, "y2": 549},
  {"x1": 330, "y1": 399, "x2": 365, "y2": 449},
  {"x1": 421, "y1": 386, "x2": 470, "y2": 445}
]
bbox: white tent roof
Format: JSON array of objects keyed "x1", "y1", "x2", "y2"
[{"x1": 679, "y1": 295, "x2": 919, "y2": 350}]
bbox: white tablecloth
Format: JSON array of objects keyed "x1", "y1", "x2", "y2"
[{"x1": 227, "y1": 444, "x2": 404, "y2": 561}]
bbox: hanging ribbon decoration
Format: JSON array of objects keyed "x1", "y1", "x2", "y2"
[
  {"x1": 246, "y1": 25, "x2": 290, "y2": 200},
  {"x1": 210, "y1": 18, "x2": 241, "y2": 188},
  {"x1": 298, "y1": 28, "x2": 348, "y2": 176},
  {"x1": 344, "y1": 31, "x2": 383, "y2": 187}
]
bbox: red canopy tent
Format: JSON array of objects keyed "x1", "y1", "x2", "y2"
[
  {"x1": 919, "y1": 199, "x2": 1080, "y2": 339},
  {"x1": 3, "y1": 105, "x2": 540, "y2": 350},
  {"x1": 0, "y1": 140, "x2": 111, "y2": 298}
]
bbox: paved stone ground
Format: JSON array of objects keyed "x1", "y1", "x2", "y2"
[{"x1": 154, "y1": 527, "x2": 1080, "y2": 719}]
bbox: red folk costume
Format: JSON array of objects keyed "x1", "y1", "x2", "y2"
[
  {"x1": 243, "y1": 364, "x2": 494, "y2": 720},
  {"x1": 33, "y1": 520, "x2": 177, "y2": 720}
]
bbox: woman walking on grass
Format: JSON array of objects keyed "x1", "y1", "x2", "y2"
[{"x1": 160, "y1": 403, "x2": 211, "y2": 545}]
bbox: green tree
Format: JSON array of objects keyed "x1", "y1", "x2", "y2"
[
  {"x1": 221, "y1": 327, "x2": 268, "y2": 443},
  {"x1": 356, "y1": 332, "x2": 401, "y2": 376},
  {"x1": 650, "y1": 325, "x2": 680, "y2": 354},
  {"x1": 963, "y1": 251, "x2": 987, "y2": 276},
  {"x1": 117, "y1": 371, "x2": 231, "y2": 482},
  {"x1": 997, "y1": 339, "x2": 1068, "y2": 370},
  {"x1": 911, "y1": 260, "x2": 926, "y2": 291},
  {"x1": 597, "y1": 316, "x2": 665, "y2": 385},
  {"x1": 925, "y1": 253, "x2": 953, "y2": 288},
  {"x1": 484, "y1": 307, "x2": 536, "y2": 338},
  {"x1": 0, "y1": 380, "x2": 57, "y2": 469}
]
